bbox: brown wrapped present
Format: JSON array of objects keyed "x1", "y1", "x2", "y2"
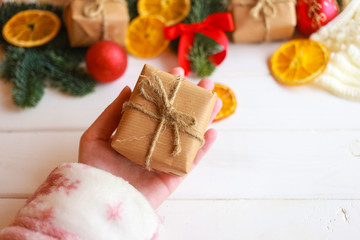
[
  {"x1": 230, "y1": 0, "x2": 296, "y2": 43},
  {"x1": 111, "y1": 64, "x2": 217, "y2": 176},
  {"x1": 63, "y1": 0, "x2": 129, "y2": 47}
]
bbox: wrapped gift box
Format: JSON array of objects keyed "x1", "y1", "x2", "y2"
[
  {"x1": 63, "y1": 0, "x2": 129, "y2": 47},
  {"x1": 111, "y1": 64, "x2": 217, "y2": 176},
  {"x1": 230, "y1": 0, "x2": 296, "y2": 43}
]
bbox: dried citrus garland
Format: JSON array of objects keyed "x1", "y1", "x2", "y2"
[
  {"x1": 125, "y1": 15, "x2": 169, "y2": 58},
  {"x1": 213, "y1": 83, "x2": 237, "y2": 122},
  {"x1": 269, "y1": 39, "x2": 329, "y2": 86},
  {"x1": 2, "y1": 9, "x2": 61, "y2": 48},
  {"x1": 137, "y1": 0, "x2": 191, "y2": 26}
]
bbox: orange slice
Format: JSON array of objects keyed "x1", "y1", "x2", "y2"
[
  {"x1": 2, "y1": 9, "x2": 61, "y2": 48},
  {"x1": 137, "y1": 0, "x2": 191, "y2": 26},
  {"x1": 213, "y1": 83, "x2": 237, "y2": 122},
  {"x1": 126, "y1": 16, "x2": 169, "y2": 58},
  {"x1": 269, "y1": 39, "x2": 329, "y2": 86}
]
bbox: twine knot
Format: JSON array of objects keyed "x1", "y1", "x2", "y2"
[
  {"x1": 83, "y1": 0, "x2": 104, "y2": 17},
  {"x1": 250, "y1": 0, "x2": 277, "y2": 19},
  {"x1": 123, "y1": 74, "x2": 204, "y2": 171}
]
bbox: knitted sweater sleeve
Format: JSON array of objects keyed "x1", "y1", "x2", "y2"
[{"x1": 0, "y1": 163, "x2": 160, "y2": 240}]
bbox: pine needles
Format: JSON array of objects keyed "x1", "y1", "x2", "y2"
[
  {"x1": 0, "y1": 2, "x2": 95, "y2": 108},
  {"x1": 184, "y1": 0, "x2": 228, "y2": 77}
]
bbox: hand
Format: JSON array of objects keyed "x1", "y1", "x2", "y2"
[{"x1": 78, "y1": 67, "x2": 222, "y2": 209}]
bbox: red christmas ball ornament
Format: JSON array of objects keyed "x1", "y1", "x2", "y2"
[
  {"x1": 86, "y1": 40, "x2": 127, "y2": 83},
  {"x1": 296, "y1": 0, "x2": 340, "y2": 36}
]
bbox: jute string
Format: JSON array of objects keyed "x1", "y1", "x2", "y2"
[
  {"x1": 81, "y1": 0, "x2": 125, "y2": 40},
  {"x1": 123, "y1": 74, "x2": 205, "y2": 171}
]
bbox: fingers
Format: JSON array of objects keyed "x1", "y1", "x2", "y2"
[
  {"x1": 169, "y1": 67, "x2": 185, "y2": 76},
  {"x1": 192, "y1": 128, "x2": 218, "y2": 168},
  {"x1": 197, "y1": 78, "x2": 222, "y2": 123},
  {"x1": 84, "y1": 86, "x2": 132, "y2": 141},
  {"x1": 197, "y1": 78, "x2": 214, "y2": 90},
  {"x1": 209, "y1": 98, "x2": 222, "y2": 123}
]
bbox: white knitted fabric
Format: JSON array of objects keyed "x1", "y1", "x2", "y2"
[
  {"x1": 0, "y1": 163, "x2": 159, "y2": 240},
  {"x1": 310, "y1": 0, "x2": 360, "y2": 101}
]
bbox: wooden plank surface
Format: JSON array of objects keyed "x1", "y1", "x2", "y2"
[
  {"x1": 1, "y1": 43, "x2": 359, "y2": 131},
  {"x1": 2, "y1": 198, "x2": 360, "y2": 239},
  {"x1": 1, "y1": 130, "x2": 359, "y2": 199},
  {"x1": 1, "y1": 40, "x2": 360, "y2": 238}
]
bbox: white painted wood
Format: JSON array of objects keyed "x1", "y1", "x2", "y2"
[
  {"x1": 1, "y1": 43, "x2": 359, "y2": 131},
  {"x1": 0, "y1": 199, "x2": 25, "y2": 229},
  {"x1": 1, "y1": 130, "x2": 359, "y2": 199},
  {"x1": 157, "y1": 200, "x2": 360, "y2": 240},
  {"x1": 1, "y1": 37, "x2": 360, "y2": 238},
  {"x1": 0, "y1": 132, "x2": 80, "y2": 197},
  {"x1": 2, "y1": 198, "x2": 360, "y2": 240}
]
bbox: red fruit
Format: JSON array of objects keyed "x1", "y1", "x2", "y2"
[
  {"x1": 296, "y1": 0, "x2": 340, "y2": 36},
  {"x1": 86, "y1": 40, "x2": 127, "y2": 83}
]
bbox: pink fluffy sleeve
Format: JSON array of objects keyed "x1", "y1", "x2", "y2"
[{"x1": 0, "y1": 163, "x2": 160, "y2": 240}]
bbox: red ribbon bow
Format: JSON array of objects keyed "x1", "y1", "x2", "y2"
[{"x1": 164, "y1": 12, "x2": 234, "y2": 76}]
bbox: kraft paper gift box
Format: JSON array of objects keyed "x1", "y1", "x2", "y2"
[
  {"x1": 230, "y1": 0, "x2": 296, "y2": 43},
  {"x1": 111, "y1": 64, "x2": 217, "y2": 176},
  {"x1": 63, "y1": 0, "x2": 129, "y2": 47}
]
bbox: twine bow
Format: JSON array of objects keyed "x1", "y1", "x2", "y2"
[
  {"x1": 82, "y1": 0, "x2": 125, "y2": 40},
  {"x1": 123, "y1": 74, "x2": 204, "y2": 171},
  {"x1": 250, "y1": 0, "x2": 277, "y2": 19}
]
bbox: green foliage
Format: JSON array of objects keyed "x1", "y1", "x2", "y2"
[
  {"x1": 184, "y1": 0, "x2": 228, "y2": 23},
  {"x1": 176, "y1": 0, "x2": 228, "y2": 77},
  {"x1": 126, "y1": 0, "x2": 139, "y2": 21},
  {"x1": 0, "y1": 2, "x2": 95, "y2": 108}
]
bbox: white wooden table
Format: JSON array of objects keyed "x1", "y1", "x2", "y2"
[{"x1": 1, "y1": 42, "x2": 360, "y2": 239}]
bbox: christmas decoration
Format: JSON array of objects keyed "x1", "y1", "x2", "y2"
[
  {"x1": 2, "y1": 9, "x2": 61, "y2": 48},
  {"x1": 137, "y1": 0, "x2": 191, "y2": 26},
  {"x1": 164, "y1": 12, "x2": 234, "y2": 76},
  {"x1": 86, "y1": 40, "x2": 127, "y2": 83},
  {"x1": 296, "y1": 0, "x2": 340, "y2": 36},
  {"x1": 125, "y1": 0, "x2": 138, "y2": 21},
  {"x1": 0, "y1": 2, "x2": 95, "y2": 108},
  {"x1": 166, "y1": 0, "x2": 232, "y2": 77},
  {"x1": 111, "y1": 64, "x2": 217, "y2": 176},
  {"x1": 269, "y1": 39, "x2": 329, "y2": 86},
  {"x1": 63, "y1": 0, "x2": 129, "y2": 47},
  {"x1": 212, "y1": 83, "x2": 237, "y2": 122},
  {"x1": 311, "y1": 0, "x2": 360, "y2": 101},
  {"x1": 126, "y1": 16, "x2": 169, "y2": 58},
  {"x1": 230, "y1": 0, "x2": 297, "y2": 43}
]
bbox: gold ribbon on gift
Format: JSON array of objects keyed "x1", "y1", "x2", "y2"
[
  {"x1": 82, "y1": 0, "x2": 125, "y2": 40},
  {"x1": 123, "y1": 74, "x2": 205, "y2": 171}
]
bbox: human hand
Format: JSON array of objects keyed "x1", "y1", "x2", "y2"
[{"x1": 78, "y1": 67, "x2": 222, "y2": 209}]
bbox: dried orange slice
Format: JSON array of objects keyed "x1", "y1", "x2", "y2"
[
  {"x1": 2, "y1": 10, "x2": 61, "y2": 48},
  {"x1": 269, "y1": 39, "x2": 329, "y2": 86},
  {"x1": 213, "y1": 83, "x2": 237, "y2": 122},
  {"x1": 137, "y1": 0, "x2": 191, "y2": 26},
  {"x1": 126, "y1": 16, "x2": 169, "y2": 58}
]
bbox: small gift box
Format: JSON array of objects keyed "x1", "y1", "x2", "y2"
[
  {"x1": 111, "y1": 64, "x2": 217, "y2": 176},
  {"x1": 63, "y1": 0, "x2": 129, "y2": 47},
  {"x1": 230, "y1": 0, "x2": 296, "y2": 43}
]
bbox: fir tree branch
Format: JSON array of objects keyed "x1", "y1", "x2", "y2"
[
  {"x1": 4, "y1": 48, "x2": 46, "y2": 107},
  {"x1": 0, "y1": 2, "x2": 95, "y2": 108},
  {"x1": 174, "y1": 0, "x2": 229, "y2": 77},
  {"x1": 126, "y1": 0, "x2": 138, "y2": 21}
]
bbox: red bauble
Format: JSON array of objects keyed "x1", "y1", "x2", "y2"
[
  {"x1": 86, "y1": 40, "x2": 127, "y2": 83},
  {"x1": 296, "y1": 0, "x2": 340, "y2": 36}
]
